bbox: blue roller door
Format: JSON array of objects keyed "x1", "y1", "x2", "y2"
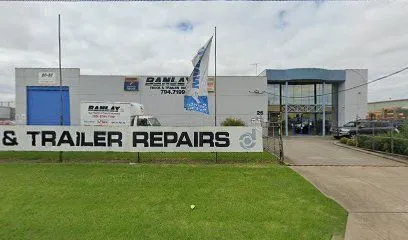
[{"x1": 27, "y1": 86, "x2": 71, "y2": 125}]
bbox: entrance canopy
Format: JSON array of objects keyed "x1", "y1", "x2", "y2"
[{"x1": 262, "y1": 68, "x2": 346, "y2": 83}]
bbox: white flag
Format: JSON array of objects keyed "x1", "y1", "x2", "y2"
[{"x1": 184, "y1": 37, "x2": 212, "y2": 114}]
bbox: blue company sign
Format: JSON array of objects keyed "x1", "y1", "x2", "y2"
[{"x1": 124, "y1": 77, "x2": 139, "y2": 91}]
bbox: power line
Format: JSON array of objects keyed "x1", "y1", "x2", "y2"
[
  {"x1": 0, "y1": 0, "x2": 328, "y2": 1},
  {"x1": 263, "y1": 66, "x2": 408, "y2": 99}
]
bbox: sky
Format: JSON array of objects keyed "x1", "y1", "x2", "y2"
[{"x1": 0, "y1": 1, "x2": 408, "y2": 103}]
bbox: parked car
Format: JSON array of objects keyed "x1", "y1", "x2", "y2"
[
  {"x1": 390, "y1": 119, "x2": 406, "y2": 130},
  {"x1": 293, "y1": 121, "x2": 312, "y2": 134},
  {"x1": 332, "y1": 120, "x2": 397, "y2": 139},
  {"x1": 332, "y1": 120, "x2": 363, "y2": 139}
]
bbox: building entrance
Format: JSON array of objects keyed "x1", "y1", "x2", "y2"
[
  {"x1": 288, "y1": 113, "x2": 313, "y2": 135},
  {"x1": 268, "y1": 82, "x2": 335, "y2": 136},
  {"x1": 269, "y1": 111, "x2": 333, "y2": 136}
]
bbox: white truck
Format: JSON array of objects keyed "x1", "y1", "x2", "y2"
[{"x1": 80, "y1": 101, "x2": 161, "y2": 127}]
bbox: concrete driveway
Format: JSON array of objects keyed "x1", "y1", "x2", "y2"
[
  {"x1": 284, "y1": 137, "x2": 406, "y2": 166},
  {"x1": 283, "y1": 137, "x2": 408, "y2": 240}
]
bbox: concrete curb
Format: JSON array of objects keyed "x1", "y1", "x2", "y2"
[{"x1": 333, "y1": 142, "x2": 408, "y2": 165}]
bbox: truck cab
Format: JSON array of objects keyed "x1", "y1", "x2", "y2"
[
  {"x1": 128, "y1": 103, "x2": 161, "y2": 126},
  {"x1": 131, "y1": 115, "x2": 161, "y2": 126}
]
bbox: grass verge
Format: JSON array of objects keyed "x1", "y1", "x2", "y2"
[
  {"x1": 0, "y1": 163, "x2": 347, "y2": 239},
  {"x1": 0, "y1": 151, "x2": 276, "y2": 163}
]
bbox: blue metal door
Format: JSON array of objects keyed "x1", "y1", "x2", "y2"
[{"x1": 27, "y1": 86, "x2": 71, "y2": 125}]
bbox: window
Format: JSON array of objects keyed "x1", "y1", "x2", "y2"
[
  {"x1": 270, "y1": 83, "x2": 333, "y2": 107},
  {"x1": 359, "y1": 122, "x2": 372, "y2": 128},
  {"x1": 375, "y1": 121, "x2": 390, "y2": 128},
  {"x1": 343, "y1": 122, "x2": 356, "y2": 127},
  {"x1": 148, "y1": 118, "x2": 161, "y2": 126},
  {"x1": 316, "y1": 84, "x2": 332, "y2": 105},
  {"x1": 267, "y1": 84, "x2": 280, "y2": 105},
  {"x1": 137, "y1": 118, "x2": 149, "y2": 126},
  {"x1": 282, "y1": 84, "x2": 317, "y2": 105}
]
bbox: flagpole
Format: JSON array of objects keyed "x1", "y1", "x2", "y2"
[
  {"x1": 59, "y1": 14, "x2": 63, "y2": 126},
  {"x1": 58, "y1": 14, "x2": 63, "y2": 163},
  {"x1": 214, "y1": 26, "x2": 218, "y2": 163},
  {"x1": 214, "y1": 26, "x2": 217, "y2": 127}
]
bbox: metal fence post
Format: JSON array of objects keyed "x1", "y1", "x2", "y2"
[
  {"x1": 391, "y1": 128, "x2": 394, "y2": 154},
  {"x1": 279, "y1": 114, "x2": 284, "y2": 164},
  {"x1": 267, "y1": 123, "x2": 270, "y2": 153},
  {"x1": 273, "y1": 125, "x2": 276, "y2": 153},
  {"x1": 372, "y1": 122, "x2": 375, "y2": 151},
  {"x1": 355, "y1": 116, "x2": 359, "y2": 147}
]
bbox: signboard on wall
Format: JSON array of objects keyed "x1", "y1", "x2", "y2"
[
  {"x1": 145, "y1": 76, "x2": 187, "y2": 95},
  {"x1": 0, "y1": 126, "x2": 262, "y2": 152},
  {"x1": 124, "y1": 77, "x2": 139, "y2": 91},
  {"x1": 38, "y1": 72, "x2": 56, "y2": 85},
  {"x1": 143, "y1": 76, "x2": 216, "y2": 95}
]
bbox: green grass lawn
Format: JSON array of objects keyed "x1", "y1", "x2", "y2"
[
  {"x1": 0, "y1": 163, "x2": 347, "y2": 240},
  {"x1": 0, "y1": 151, "x2": 276, "y2": 163}
]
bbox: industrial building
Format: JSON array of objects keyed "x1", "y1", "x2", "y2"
[
  {"x1": 369, "y1": 98, "x2": 408, "y2": 112},
  {"x1": 15, "y1": 67, "x2": 368, "y2": 136},
  {"x1": 368, "y1": 98, "x2": 408, "y2": 120},
  {"x1": 0, "y1": 101, "x2": 15, "y2": 121}
]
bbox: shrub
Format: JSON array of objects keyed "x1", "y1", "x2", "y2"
[
  {"x1": 399, "y1": 121, "x2": 408, "y2": 138},
  {"x1": 393, "y1": 138, "x2": 408, "y2": 155},
  {"x1": 356, "y1": 135, "x2": 371, "y2": 149},
  {"x1": 372, "y1": 136, "x2": 391, "y2": 152},
  {"x1": 221, "y1": 118, "x2": 246, "y2": 126},
  {"x1": 347, "y1": 138, "x2": 356, "y2": 146},
  {"x1": 339, "y1": 137, "x2": 348, "y2": 144},
  {"x1": 355, "y1": 129, "x2": 408, "y2": 156}
]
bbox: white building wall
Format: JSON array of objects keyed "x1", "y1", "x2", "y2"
[
  {"x1": 15, "y1": 68, "x2": 80, "y2": 125},
  {"x1": 216, "y1": 76, "x2": 267, "y2": 126},
  {"x1": 15, "y1": 69, "x2": 267, "y2": 127},
  {"x1": 77, "y1": 75, "x2": 267, "y2": 127},
  {"x1": 338, "y1": 69, "x2": 368, "y2": 126},
  {"x1": 16, "y1": 67, "x2": 369, "y2": 129}
]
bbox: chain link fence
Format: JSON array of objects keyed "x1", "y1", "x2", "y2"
[
  {"x1": 337, "y1": 119, "x2": 408, "y2": 157},
  {"x1": 262, "y1": 116, "x2": 284, "y2": 163},
  {"x1": 356, "y1": 135, "x2": 408, "y2": 156}
]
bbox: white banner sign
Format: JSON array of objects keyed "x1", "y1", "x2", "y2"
[
  {"x1": 80, "y1": 102, "x2": 132, "y2": 126},
  {"x1": 0, "y1": 126, "x2": 263, "y2": 152}
]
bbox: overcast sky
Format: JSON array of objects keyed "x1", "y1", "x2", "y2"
[{"x1": 0, "y1": 1, "x2": 407, "y2": 102}]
